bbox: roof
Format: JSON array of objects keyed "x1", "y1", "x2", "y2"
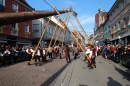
[{"x1": 19, "y1": 0, "x2": 34, "y2": 10}]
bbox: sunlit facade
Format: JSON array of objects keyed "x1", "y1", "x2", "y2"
[{"x1": 109, "y1": 0, "x2": 130, "y2": 44}]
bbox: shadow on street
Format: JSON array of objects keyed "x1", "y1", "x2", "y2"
[
  {"x1": 40, "y1": 63, "x2": 70, "y2": 86},
  {"x1": 115, "y1": 67, "x2": 130, "y2": 82},
  {"x1": 107, "y1": 77, "x2": 122, "y2": 86}
]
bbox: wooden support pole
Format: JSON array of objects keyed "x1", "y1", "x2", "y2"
[
  {"x1": 48, "y1": 19, "x2": 60, "y2": 47},
  {"x1": 72, "y1": 11, "x2": 89, "y2": 43},
  {"x1": 52, "y1": 6, "x2": 95, "y2": 68},
  {"x1": 64, "y1": 11, "x2": 90, "y2": 62},
  {"x1": 58, "y1": 29, "x2": 65, "y2": 45},
  {"x1": 58, "y1": 10, "x2": 70, "y2": 45},
  {"x1": 49, "y1": 13, "x2": 68, "y2": 47},
  {"x1": 53, "y1": 10, "x2": 70, "y2": 47},
  {"x1": 29, "y1": 16, "x2": 52, "y2": 64},
  {"x1": 53, "y1": 28, "x2": 62, "y2": 47}
]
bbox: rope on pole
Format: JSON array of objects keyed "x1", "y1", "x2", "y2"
[{"x1": 29, "y1": 16, "x2": 52, "y2": 64}]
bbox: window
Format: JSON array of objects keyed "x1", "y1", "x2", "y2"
[
  {"x1": 56, "y1": 28, "x2": 58, "y2": 34},
  {"x1": 116, "y1": 22, "x2": 120, "y2": 30},
  {"x1": 12, "y1": 2, "x2": 18, "y2": 12},
  {"x1": 128, "y1": 15, "x2": 130, "y2": 25},
  {"x1": 125, "y1": 15, "x2": 130, "y2": 25},
  {"x1": 0, "y1": 0, "x2": 3, "y2": 5},
  {"x1": 49, "y1": 26, "x2": 51, "y2": 34},
  {"x1": 47, "y1": 25, "x2": 49, "y2": 33},
  {"x1": 25, "y1": 24, "x2": 29, "y2": 32},
  {"x1": 12, "y1": 24, "x2": 16, "y2": 28},
  {"x1": 123, "y1": 16, "x2": 129, "y2": 27},
  {"x1": 114, "y1": 25, "x2": 116, "y2": 32},
  {"x1": 121, "y1": 1, "x2": 124, "y2": 10},
  {"x1": 124, "y1": 0, "x2": 128, "y2": 6},
  {"x1": 33, "y1": 24, "x2": 39, "y2": 32},
  {"x1": 11, "y1": 23, "x2": 18, "y2": 35},
  {"x1": 12, "y1": 23, "x2": 18, "y2": 29},
  {"x1": 64, "y1": 38, "x2": 66, "y2": 41},
  {"x1": 52, "y1": 28, "x2": 54, "y2": 33},
  {"x1": 112, "y1": 26, "x2": 114, "y2": 33}
]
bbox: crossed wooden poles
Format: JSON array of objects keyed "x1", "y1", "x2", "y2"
[{"x1": 28, "y1": 6, "x2": 95, "y2": 68}]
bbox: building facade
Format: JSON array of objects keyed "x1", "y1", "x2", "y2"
[
  {"x1": 32, "y1": 16, "x2": 72, "y2": 46},
  {"x1": 72, "y1": 30, "x2": 85, "y2": 45},
  {"x1": 103, "y1": 18, "x2": 111, "y2": 41},
  {"x1": 109, "y1": 0, "x2": 130, "y2": 45},
  {"x1": 88, "y1": 34, "x2": 94, "y2": 45},
  {"x1": 94, "y1": 7, "x2": 108, "y2": 43},
  {"x1": 0, "y1": 0, "x2": 34, "y2": 46}
]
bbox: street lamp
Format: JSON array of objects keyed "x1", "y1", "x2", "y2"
[
  {"x1": 96, "y1": 41, "x2": 98, "y2": 45},
  {"x1": 118, "y1": 36, "x2": 121, "y2": 44},
  {"x1": 118, "y1": 36, "x2": 120, "y2": 39}
]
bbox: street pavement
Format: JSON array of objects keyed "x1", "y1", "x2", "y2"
[
  {"x1": 0, "y1": 52, "x2": 130, "y2": 86},
  {"x1": 0, "y1": 53, "x2": 71, "y2": 86},
  {"x1": 53, "y1": 53, "x2": 130, "y2": 86}
]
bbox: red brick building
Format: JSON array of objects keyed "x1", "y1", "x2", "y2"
[
  {"x1": 94, "y1": 7, "x2": 108, "y2": 41},
  {"x1": 95, "y1": 12, "x2": 107, "y2": 27},
  {"x1": 0, "y1": 0, "x2": 34, "y2": 46}
]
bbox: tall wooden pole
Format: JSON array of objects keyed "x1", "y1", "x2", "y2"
[
  {"x1": 48, "y1": 18, "x2": 60, "y2": 47},
  {"x1": 52, "y1": 6, "x2": 94, "y2": 67},
  {"x1": 58, "y1": 29, "x2": 65, "y2": 45},
  {"x1": 58, "y1": 10, "x2": 70, "y2": 45},
  {"x1": 53, "y1": 10, "x2": 70, "y2": 47},
  {"x1": 66, "y1": 12, "x2": 85, "y2": 44},
  {"x1": 64, "y1": 9, "x2": 88, "y2": 60},
  {"x1": 53, "y1": 28, "x2": 62, "y2": 47},
  {"x1": 72, "y1": 11, "x2": 89, "y2": 43},
  {"x1": 29, "y1": 16, "x2": 52, "y2": 64}
]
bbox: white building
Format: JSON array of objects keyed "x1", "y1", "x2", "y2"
[{"x1": 32, "y1": 16, "x2": 71, "y2": 46}]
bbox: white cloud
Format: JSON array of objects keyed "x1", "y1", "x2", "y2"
[
  {"x1": 67, "y1": 14, "x2": 95, "y2": 27},
  {"x1": 63, "y1": 0, "x2": 76, "y2": 6},
  {"x1": 57, "y1": 0, "x2": 77, "y2": 11},
  {"x1": 78, "y1": 14, "x2": 95, "y2": 25}
]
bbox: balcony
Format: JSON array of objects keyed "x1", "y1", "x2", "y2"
[{"x1": 0, "y1": 2, "x2": 4, "y2": 11}]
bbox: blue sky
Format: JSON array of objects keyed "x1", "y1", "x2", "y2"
[{"x1": 26, "y1": 0, "x2": 116, "y2": 35}]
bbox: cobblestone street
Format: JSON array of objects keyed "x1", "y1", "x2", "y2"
[{"x1": 0, "y1": 54, "x2": 71, "y2": 86}]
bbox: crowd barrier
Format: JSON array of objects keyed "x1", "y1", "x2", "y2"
[
  {"x1": 106, "y1": 51, "x2": 130, "y2": 67},
  {"x1": 0, "y1": 52, "x2": 28, "y2": 65}
]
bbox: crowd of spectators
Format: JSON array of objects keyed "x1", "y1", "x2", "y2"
[{"x1": 97, "y1": 43, "x2": 130, "y2": 66}]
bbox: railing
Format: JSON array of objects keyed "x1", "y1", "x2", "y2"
[{"x1": 106, "y1": 51, "x2": 130, "y2": 66}]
